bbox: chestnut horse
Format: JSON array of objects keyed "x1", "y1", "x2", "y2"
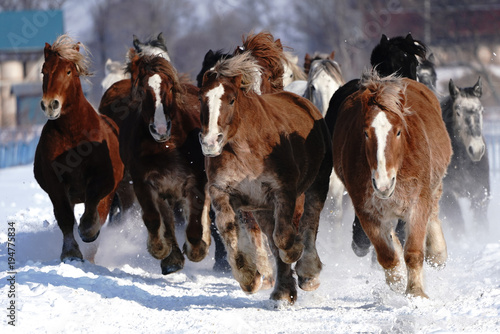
[
  {"x1": 333, "y1": 70, "x2": 451, "y2": 298},
  {"x1": 118, "y1": 52, "x2": 211, "y2": 275},
  {"x1": 34, "y1": 35, "x2": 124, "y2": 261},
  {"x1": 199, "y1": 52, "x2": 333, "y2": 304}
]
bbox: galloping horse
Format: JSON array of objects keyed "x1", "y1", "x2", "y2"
[
  {"x1": 118, "y1": 51, "x2": 211, "y2": 274},
  {"x1": 333, "y1": 70, "x2": 451, "y2": 298},
  {"x1": 34, "y1": 35, "x2": 124, "y2": 261},
  {"x1": 440, "y1": 78, "x2": 490, "y2": 234},
  {"x1": 326, "y1": 33, "x2": 427, "y2": 256},
  {"x1": 199, "y1": 52, "x2": 333, "y2": 304}
]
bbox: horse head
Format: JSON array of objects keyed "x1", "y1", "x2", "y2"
[
  {"x1": 305, "y1": 58, "x2": 345, "y2": 116},
  {"x1": 370, "y1": 33, "x2": 427, "y2": 80},
  {"x1": 196, "y1": 49, "x2": 233, "y2": 88},
  {"x1": 417, "y1": 53, "x2": 437, "y2": 92},
  {"x1": 360, "y1": 72, "x2": 408, "y2": 199},
  {"x1": 199, "y1": 53, "x2": 260, "y2": 157},
  {"x1": 132, "y1": 32, "x2": 170, "y2": 61},
  {"x1": 128, "y1": 51, "x2": 183, "y2": 143},
  {"x1": 448, "y1": 77, "x2": 485, "y2": 161},
  {"x1": 41, "y1": 35, "x2": 91, "y2": 120}
]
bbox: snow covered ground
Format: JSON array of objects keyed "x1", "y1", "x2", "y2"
[{"x1": 1, "y1": 164, "x2": 499, "y2": 333}]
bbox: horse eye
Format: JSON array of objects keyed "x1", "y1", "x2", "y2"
[
  {"x1": 67, "y1": 70, "x2": 71, "y2": 76},
  {"x1": 397, "y1": 130, "x2": 401, "y2": 137},
  {"x1": 229, "y1": 98, "x2": 235, "y2": 106},
  {"x1": 364, "y1": 131, "x2": 369, "y2": 139}
]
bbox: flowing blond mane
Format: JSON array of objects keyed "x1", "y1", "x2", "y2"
[
  {"x1": 48, "y1": 34, "x2": 92, "y2": 76},
  {"x1": 283, "y1": 51, "x2": 307, "y2": 81},
  {"x1": 212, "y1": 51, "x2": 263, "y2": 93},
  {"x1": 360, "y1": 69, "x2": 411, "y2": 123}
]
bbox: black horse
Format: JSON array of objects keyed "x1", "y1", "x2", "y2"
[
  {"x1": 440, "y1": 78, "x2": 490, "y2": 235},
  {"x1": 324, "y1": 33, "x2": 427, "y2": 257}
]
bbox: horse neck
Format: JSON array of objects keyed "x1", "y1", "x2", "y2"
[{"x1": 55, "y1": 79, "x2": 97, "y2": 133}]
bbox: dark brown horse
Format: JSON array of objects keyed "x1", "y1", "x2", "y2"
[
  {"x1": 199, "y1": 52, "x2": 332, "y2": 304},
  {"x1": 118, "y1": 51, "x2": 211, "y2": 275},
  {"x1": 34, "y1": 35, "x2": 124, "y2": 261},
  {"x1": 332, "y1": 70, "x2": 451, "y2": 298}
]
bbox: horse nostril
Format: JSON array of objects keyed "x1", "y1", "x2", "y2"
[
  {"x1": 372, "y1": 178, "x2": 377, "y2": 191},
  {"x1": 51, "y1": 100, "x2": 60, "y2": 110},
  {"x1": 40, "y1": 100, "x2": 46, "y2": 111},
  {"x1": 468, "y1": 146, "x2": 474, "y2": 156},
  {"x1": 481, "y1": 145, "x2": 485, "y2": 155},
  {"x1": 198, "y1": 132, "x2": 203, "y2": 144},
  {"x1": 217, "y1": 133, "x2": 223, "y2": 144}
]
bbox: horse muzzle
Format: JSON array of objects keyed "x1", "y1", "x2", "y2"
[
  {"x1": 40, "y1": 98, "x2": 62, "y2": 120},
  {"x1": 467, "y1": 138, "x2": 486, "y2": 162},
  {"x1": 372, "y1": 176, "x2": 396, "y2": 199},
  {"x1": 149, "y1": 118, "x2": 172, "y2": 143},
  {"x1": 199, "y1": 132, "x2": 223, "y2": 157}
]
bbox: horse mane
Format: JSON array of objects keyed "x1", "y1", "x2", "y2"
[
  {"x1": 283, "y1": 51, "x2": 307, "y2": 81},
  {"x1": 239, "y1": 31, "x2": 286, "y2": 91},
  {"x1": 211, "y1": 51, "x2": 263, "y2": 94},
  {"x1": 126, "y1": 49, "x2": 186, "y2": 109},
  {"x1": 308, "y1": 59, "x2": 345, "y2": 85},
  {"x1": 48, "y1": 34, "x2": 92, "y2": 76},
  {"x1": 360, "y1": 70, "x2": 411, "y2": 128}
]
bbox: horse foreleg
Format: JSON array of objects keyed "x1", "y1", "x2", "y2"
[
  {"x1": 134, "y1": 182, "x2": 171, "y2": 260},
  {"x1": 183, "y1": 186, "x2": 211, "y2": 262},
  {"x1": 359, "y1": 213, "x2": 405, "y2": 293},
  {"x1": 210, "y1": 186, "x2": 262, "y2": 293},
  {"x1": 247, "y1": 211, "x2": 274, "y2": 290},
  {"x1": 327, "y1": 169, "x2": 345, "y2": 234},
  {"x1": 440, "y1": 190, "x2": 465, "y2": 236},
  {"x1": 158, "y1": 198, "x2": 185, "y2": 275},
  {"x1": 404, "y1": 205, "x2": 430, "y2": 298},
  {"x1": 274, "y1": 190, "x2": 303, "y2": 264},
  {"x1": 49, "y1": 192, "x2": 82, "y2": 261},
  {"x1": 295, "y1": 192, "x2": 323, "y2": 292},
  {"x1": 425, "y1": 183, "x2": 447, "y2": 267},
  {"x1": 258, "y1": 217, "x2": 296, "y2": 304}
]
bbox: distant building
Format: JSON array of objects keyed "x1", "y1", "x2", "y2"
[{"x1": 0, "y1": 10, "x2": 64, "y2": 128}]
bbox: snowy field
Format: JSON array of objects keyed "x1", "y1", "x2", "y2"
[{"x1": 0, "y1": 164, "x2": 499, "y2": 333}]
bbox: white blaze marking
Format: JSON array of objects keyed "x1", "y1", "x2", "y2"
[
  {"x1": 371, "y1": 111, "x2": 392, "y2": 187},
  {"x1": 205, "y1": 83, "x2": 224, "y2": 142},
  {"x1": 148, "y1": 74, "x2": 167, "y2": 132}
]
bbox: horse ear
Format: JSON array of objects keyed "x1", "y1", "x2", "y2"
[
  {"x1": 231, "y1": 74, "x2": 243, "y2": 89},
  {"x1": 275, "y1": 38, "x2": 283, "y2": 50},
  {"x1": 329, "y1": 51, "x2": 335, "y2": 60},
  {"x1": 44, "y1": 42, "x2": 51, "y2": 58},
  {"x1": 157, "y1": 32, "x2": 167, "y2": 49},
  {"x1": 380, "y1": 34, "x2": 389, "y2": 45},
  {"x1": 428, "y1": 53, "x2": 435, "y2": 63},
  {"x1": 449, "y1": 79, "x2": 460, "y2": 99},
  {"x1": 204, "y1": 49, "x2": 214, "y2": 62},
  {"x1": 305, "y1": 53, "x2": 311, "y2": 62},
  {"x1": 133, "y1": 35, "x2": 140, "y2": 49},
  {"x1": 473, "y1": 77, "x2": 482, "y2": 98},
  {"x1": 405, "y1": 33, "x2": 414, "y2": 42},
  {"x1": 73, "y1": 42, "x2": 80, "y2": 52}
]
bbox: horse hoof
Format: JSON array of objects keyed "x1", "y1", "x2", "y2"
[
  {"x1": 298, "y1": 276, "x2": 320, "y2": 291},
  {"x1": 351, "y1": 240, "x2": 370, "y2": 257},
  {"x1": 161, "y1": 264, "x2": 183, "y2": 275},
  {"x1": 278, "y1": 242, "x2": 304, "y2": 264},
  {"x1": 79, "y1": 229, "x2": 100, "y2": 243},
  {"x1": 183, "y1": 240, "x2": 209, "y2": 262}
]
